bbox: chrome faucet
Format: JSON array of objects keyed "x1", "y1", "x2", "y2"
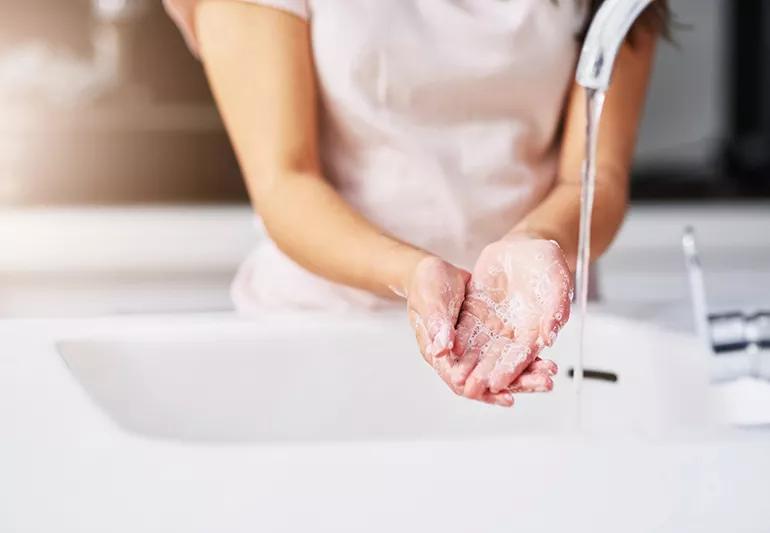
[
  {"x1": 683, "y1": 227, "x2": 770, "y2": 382},
  {"x1": 576, "y1": 0, "x2": 656, "y2": 91}
]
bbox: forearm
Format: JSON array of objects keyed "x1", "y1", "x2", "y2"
[
  {"x1": 255, "y1": 170, "x2": 428, "y2": 297},
  {"x1": 511, "y1": 174, "x2": 628, "y2": 270},
  {"x1": 519, "y1": 29, "x2": 657, "y2": 269}
]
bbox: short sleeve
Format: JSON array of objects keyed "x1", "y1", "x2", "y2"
[
  {"x1": 164, "y1": 0, "x2": 309, "y2": 57},
  {"x1": 238, "y1": 0, "x2": 309, "y2": 20}
]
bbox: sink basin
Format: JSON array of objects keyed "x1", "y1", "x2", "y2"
[{"x1": 56, "y1": 311, "x2": 714, "y2": 442}]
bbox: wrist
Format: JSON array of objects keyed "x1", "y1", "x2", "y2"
[
  {"x1": 506, "y1": 225, "x2": 563, "y2": 246},
  {"x1": 386, "y1": 246, "x2": 431, "y2": 299},
  {"x1": 506, "y1": 225, "x2": 575, "y2": 270}
]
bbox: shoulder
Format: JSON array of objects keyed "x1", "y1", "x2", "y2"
[
  {"x1": 165, "y1": 0, "x2": 310, "y2": 55},
  {"x1": 250, "y1": 0, "x2": 310, "y2": 21}
]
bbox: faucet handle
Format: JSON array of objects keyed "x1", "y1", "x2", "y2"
[
  {"x1": 682, "y1": 227, "x2": 712, "y2": 349},
  {"x1": 709, "y1": 311, "x2": 770, "y2": 354},
  {"x1": 683, "y1": 227, "x2": 770, "y2": 357}
]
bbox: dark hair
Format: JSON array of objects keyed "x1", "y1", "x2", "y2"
[{"x1": 575, "y1": 1, "x2": 672, "y2": 42}]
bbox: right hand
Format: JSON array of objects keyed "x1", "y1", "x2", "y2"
[
  {"x1": 449, "y1": 235, "x2": 572, "y2": 402},
  {"x1": 405, "y1": 256, "x2": 470, "y2": 363},
  {"x1": 404, "y1": 256, "x2": 558, "y2": 407}
]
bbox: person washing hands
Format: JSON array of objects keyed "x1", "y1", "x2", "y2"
[{"x1": 165, "y1": 0, "x2": 668, "y2": 407}]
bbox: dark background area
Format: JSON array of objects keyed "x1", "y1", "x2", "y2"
[{"x1": 632, "y1": 0, "x2": 770, "y2": 200}]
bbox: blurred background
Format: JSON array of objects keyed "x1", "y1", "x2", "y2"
[
  {"x1": 0, "y1": 0, "x2": 768, "y2": 320},
  {"x1": 0, "y1": 0, "x2": 242, "y2": 205},
  {"x1": 4, "y1": 4, "x2": 770, "y2": 523},
  {"x1": 0, "y1": 0, "x2": 768, "y2": 206}
]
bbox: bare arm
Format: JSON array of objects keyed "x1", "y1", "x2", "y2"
[
  {"x1": 512, "y1": 28, "x2": 659, "y2": 269},
  {"x1": 194, "y1": 1, "x2": 428, "y2": 296}
]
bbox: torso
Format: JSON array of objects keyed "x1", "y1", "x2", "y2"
[{"x1": 234, "y1": 0, "x2": 588, "y2": 311}]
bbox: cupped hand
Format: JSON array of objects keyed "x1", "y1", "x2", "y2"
[
  {"x1": 405, "y1": 255, "x2": 563, "y2": 407},
  {"x1": 405, "y1": 256, "x2": 469, "y2": 363},
  {"x1": 446, "y1": 235, "x2": 573, "y2": 402}
]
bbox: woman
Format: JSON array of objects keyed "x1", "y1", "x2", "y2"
[{"x1": 165, "y1": 0, "x2": 666, "y2": 407}]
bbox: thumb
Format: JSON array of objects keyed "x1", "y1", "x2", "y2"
[
  {"x1": 426, "y1": 319, "x2": 454, "y2": 359},
  {"x1": 429, "y1": 270, "x2": 470, "y2": 358}
]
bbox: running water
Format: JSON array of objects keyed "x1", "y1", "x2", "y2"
[{"x1": 573, "y1": 88, "x2": 606, "y2": 398}]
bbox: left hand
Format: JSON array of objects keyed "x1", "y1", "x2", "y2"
[{"x1": 447, "y1": 235, "x2": 573, "y2": 400}]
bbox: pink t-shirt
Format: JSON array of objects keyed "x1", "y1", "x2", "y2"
[{"x1": 202, "y1": 1, "x2": 587, "y2": 312}]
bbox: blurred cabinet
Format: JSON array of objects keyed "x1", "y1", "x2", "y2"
[{"x1": 0, "y1": 0, "x2": 246, "y2": 206}]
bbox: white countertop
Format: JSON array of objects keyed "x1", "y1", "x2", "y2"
[{"x1": 2, "y1": 312, "x2": 770, "y2": 533}]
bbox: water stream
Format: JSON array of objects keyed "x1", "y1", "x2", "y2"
[{"x1": 573, "y1": 88, "x2": 607, "y2": 402}]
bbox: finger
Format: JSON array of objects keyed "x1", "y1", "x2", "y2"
[
  {"x1": 431, "y1": 359, "x2": 509, "y2": 407},
  {"x1": 508, "y1": 373, "x2": 554, "y2": 393},
  {"x1": 452, "y1": 320, "x2": 472, "y2": 359},
  {"x1": 525, "y1": 358, "x2": 558, "y2": 376},
  {"x1": 463, "y1": 337, "x2": 509, "y2": 400},
  {"x1": 487, "y1": 341, "x2": 537, "y2": 394},
  {"x1": 540, "y1": 306, "x2": 569, "y2": 347},
  {"x1": 448, "y1": 320, "x2": 490, "y2": 388},
  {"x1": 436, "y1": 342, "x2": 486, "y2": 390},
  {"x1": 453, "y1": 269, "x2": 472, "y2": 319},
  {"x1": 428, "y1": 288, "x2": 465, "y2": 358},
  {"x1": 481, "y1": 390, "x2": 514, "y2": 407},
  {"x1": 425, "y1": 318, "x2": 454, "y2": 359},
  {"x1": 539, "y1": 260, "x2": 573, "y2": 343},
  {"x1": 427, "y1": 272, "x2": 470, "y2": 359},
  {"x1": 447, "y1": 345, "x2": 482, "y2": 388},
  {"x1": 439, "y1": 369, "x2": 513, "y2": 407},
  {"x1": 436, "y1": 274, "x2": 468, "y2": 356},
  {"x1": 451, "y1": 299, "x2": 489, "y2": 357}
]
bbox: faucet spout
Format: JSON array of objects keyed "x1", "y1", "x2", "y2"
[{"x1": 576, "y1": 0, "x2": 656, "y2": 91}]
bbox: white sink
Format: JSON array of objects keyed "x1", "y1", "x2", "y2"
[
  {"x1": 56, "y1": 311, "x2": 715, "y2": 442},
  {"x1": 3, "y1": 311, "x2": 768, "y2": 533}
]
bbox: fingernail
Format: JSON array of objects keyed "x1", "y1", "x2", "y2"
[
  {"x1": 495, "y1": 394, "x2": 514, "y2": 407},
  {"x1": 546, "y1": 330, "x2": 557, "y2": 346},
  {"x1": 538, "y1": 377, "x2": 554, "y2": 392}
]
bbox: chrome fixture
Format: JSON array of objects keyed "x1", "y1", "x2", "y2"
[
  {"x1": 576, "y1": 0, "x2": 656, "y2": 91},
  {"x1": 683, "y1": 227, "x2": 770, "y2": 382}
]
